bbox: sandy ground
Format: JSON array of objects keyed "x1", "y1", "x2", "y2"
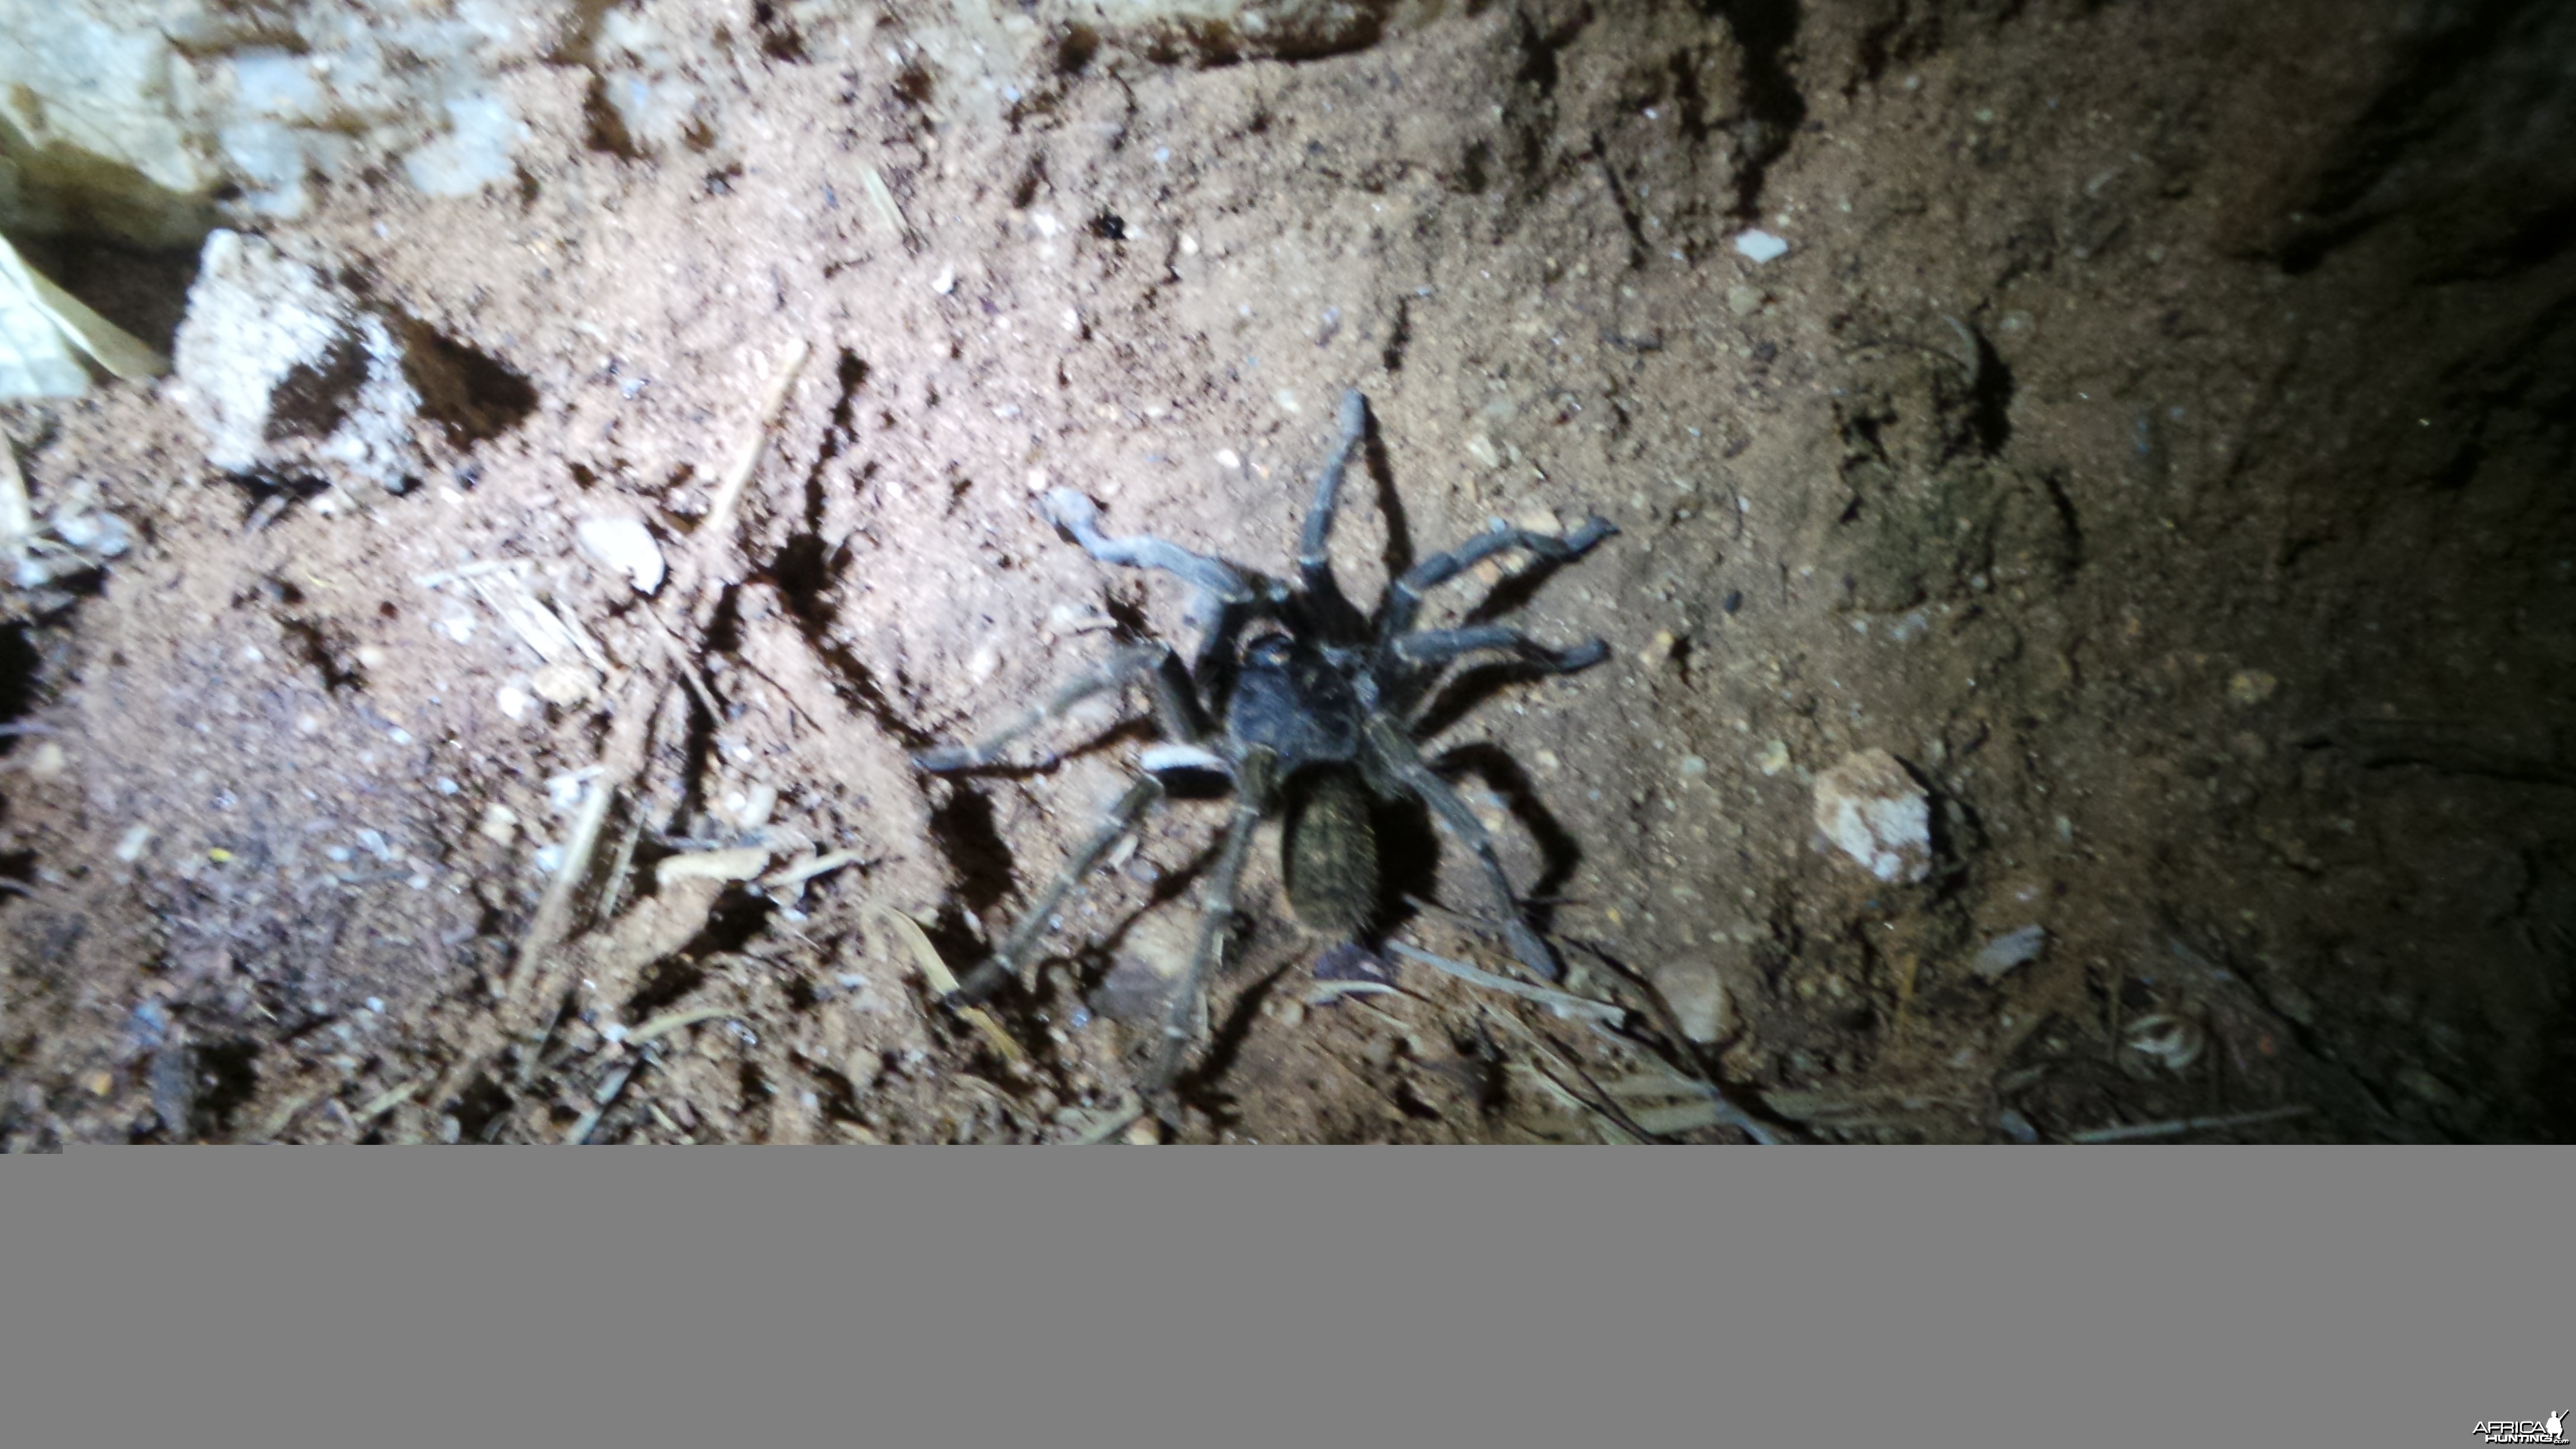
[{"x1": 3, "y1": 0, "x2": 2570, "y2": 1144}]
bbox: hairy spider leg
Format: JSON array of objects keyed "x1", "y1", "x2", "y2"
[
  {"x1": 1361, "y1": 716, "x2": 1564, "y2": 982},
  {"x1": 1375, "y1": 515, "x2": 1618, "y2": 652},
  {"x1": 1040, "y1": 485, "x2": 1275, "y2": 684},
  {"x1": 911, "y1": 643, "x2": 1199, "y2": 773},
  {"x1": 1385, "y1": 625, "x2": 1611, "y2": 724},
  {"x1": 1143, "y1": 747, "x2": 1278, "y2": 1104},
  {"x1": 1294, "y1": 388, "x2": 1371, "y2": 625},
  {"x1": 949, "y1": 774, "x2": 1168, "y2": 1005}
]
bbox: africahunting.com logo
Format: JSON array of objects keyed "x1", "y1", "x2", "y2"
[{"x1": 2473, "y1": 1413, "x2": 2568, "y2": 1445}]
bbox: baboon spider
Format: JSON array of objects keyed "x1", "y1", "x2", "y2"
[{"x1": 916, "y1": 390, "x2": 1616, "y2": 1104}]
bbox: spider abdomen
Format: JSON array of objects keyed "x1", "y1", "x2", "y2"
[{"x1": 1283, "y1": 765, "x2": 1379, "y2": 942}]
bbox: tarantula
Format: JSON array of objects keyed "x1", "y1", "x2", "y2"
[{"x1": 915, "y1": 390, "x2": 1615, "y2": 1101}]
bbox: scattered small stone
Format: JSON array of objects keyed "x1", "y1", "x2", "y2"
[
  {"x1": 1732, "y1": 229, "x2": 1789, "y2": 263},
  {"x1": 2124, "y1": 1015, "x2": 2205, "y2": 1074},
  {"x1": 1755, "y1": 740, "x2": 1792, "y2": 776},
  {"x1": 1971, "y1": 925, "x2": 2047, "y2": 979},
  {"x1": 479, "y1": 804, "x2": 518, "y2": 844},
  {"x1": 22, "y1": 739, "x2": 66, "y2": 779},
  {"x1": 966, "y1": 638, "x2": 1001, "y2": 686},
  {"x1": 931, "y1": 263, "x2": 957, "y2": 295},
  {"x1": 1726, "y1": 284, "x2": 1764, "y2": 315},
  {"x1": 114, "y1": 825, "x2": 153, "y2": 862},
  {"x1": 1813, "y1": 748, "x2": 1933, "y2": 884},
  {"x1": 2227, "y1": 669, "x2": 2279, "y2": 707},
  {"x1": 529, "y1": 664, "x2": 596, "y2": 707},
  {"x1": 1655, "y1": 960, "x2": 1733, "y2": 1044},
  {"x1": 495, "y1": 684, "x2": 533, "y2": 721},
  {"x1": 575, "y1": 516, "x2": 665, "y2": 594},
  {"x1": 1641, "y1": 629, "x2": 1679, "y2": 668}
]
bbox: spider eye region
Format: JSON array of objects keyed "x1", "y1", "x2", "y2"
[{"x1": 1228, "y1": 638, "x2": 1363, "y2": 768}]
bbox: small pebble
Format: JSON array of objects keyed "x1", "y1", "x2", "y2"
[
  {"x1": 495, "y1": 685, "x2": 533, "y2": 721},
  {"x1": 1971, "y1": 925, "x2": 2047, "y2": 979},
  {"x1": 530, "y1": 664, "x2": 595, "y2": 706},
  {"x1": 114, "y1": 825, "x2": 153, "y2": 862},
  {"x1": 575, "y1": 517, "x2": 665, "y2": 594},
  {"x1": 931, "y1": 263, "x2": 957, "y2": 295},
  {"x1": 23, "y1": 740, "x2": 66, "y2": 779},
  {"x1": 1655, "y1": 961, "x2": 1732, "y2": 1044},
  {"x1": 2227, "y1": 669, "x2": 2279, "y2": 707},
  {"x1": 1733, "y1": 229, "x2": 1789, "y2": 263},
  {"x1": 1813, "y1": 748, "x2": 1933, "y2": 884},
  {"x1": 1726, "y1": 285, "x2": 1764, "y2": 315},
  {"x1": 1755, "y1": 740, "x2": 1791, "y2": 776}
]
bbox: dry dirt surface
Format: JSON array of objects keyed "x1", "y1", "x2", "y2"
[{"x1": 3, "y1": 0, "x2": 2570, "y2": 1145}]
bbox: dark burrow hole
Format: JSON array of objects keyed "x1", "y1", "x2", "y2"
[
  {"x1": 3, "y1": 230, "x2": 201, "y2": 358},
  {"x1": 395, "y1": 317, "x2": 539, "y2": 447},
  {"x1": 0, "y1": 623, "x2": 38, "y2": 754}
]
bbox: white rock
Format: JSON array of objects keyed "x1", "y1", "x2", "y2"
[
  {"x1": 1971, "y1": 925, "x2": 2047, "y2": 979},
  {"x1": 1813, "y1": 748, "x2": 1933, "y2": 883},
  {"x1": 531, "y1": 663, "x2": 598, "y2": 706},
  {"x1": 172, "y1": 230, "x2": 423, "y2": 492},
  {"x1": 575, "y1": 515, "x2": 665, "y2": 593},
  {"x1": 1655, "y1": 961, "x2": 1734, "y2": 1044},
  {"x1": 1733, "y1": 229, "x2": 1789, "y2": 263},
  {"x1": 495, "y1": 684, "x2": 533, "y2": 721}
]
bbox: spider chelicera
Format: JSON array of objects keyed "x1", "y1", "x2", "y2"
[{"x1": 915, "y1": 389, "x2": 1616, "y2": 1104}]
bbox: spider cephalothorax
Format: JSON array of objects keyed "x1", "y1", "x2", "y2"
[{"x1": 916, "y1": 390, "x2": 1614, "y2": 1101}]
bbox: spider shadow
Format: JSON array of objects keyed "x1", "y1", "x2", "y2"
[
  {"x1": 1422, "y1": 741, "x2": 1587, "y2": 943},
  {"x1": 920, "y1": 714, "x2": 1164, "y2": 922},
  {"x1": 1358, "y1": 406, "x2": 1416, "y2": 588},
  {"x1": 1172, "y1": 953, "x2": 1304, "y2": 1131}
]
